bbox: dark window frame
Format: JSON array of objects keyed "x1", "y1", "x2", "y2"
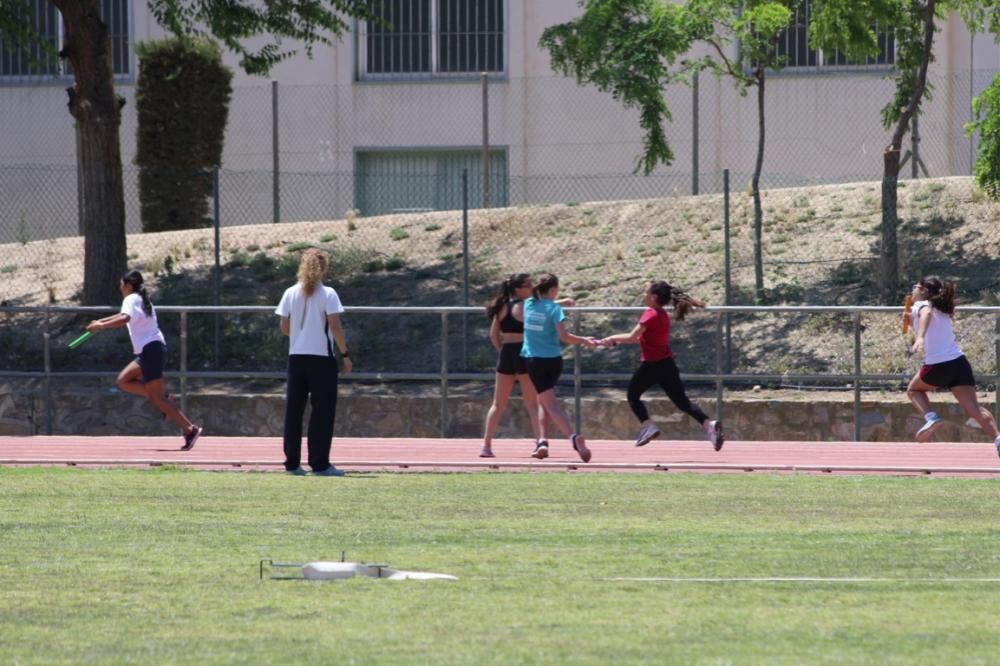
[
  {"x1": 772, "y1": 0, "x2": 894, "y2": 72},
  {"x1": 0, "y1": 0, "x2": 132, "y2": 82},
  {"x1": 359, "y1": 0, "x2": 505, "y2": 79}
]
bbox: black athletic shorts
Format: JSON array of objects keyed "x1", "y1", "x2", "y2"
[
  {"x1": 496, "y1": 342, "x2": 528, "y2": 375},
  {"x1": 136, "y1": 340, "x2": 167, "y2": 382},
  {"x1": 919, "y1": 354, "x2": 976, "y2": 388},
  {"x1": 526, "y1": 356, "x2": 563, "y2": 393}
]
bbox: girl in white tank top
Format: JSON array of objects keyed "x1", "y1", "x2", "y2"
[
  {"x1": 910, "y1": 299, "x2": 962, "y2": 365},
  {"x1": 905, "y1": 276, "x2": 1000, "y2": 455}
]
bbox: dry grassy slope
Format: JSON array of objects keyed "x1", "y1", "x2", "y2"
[{"x1": 3, "y1": 176, "x2": 999, "y2": 378}]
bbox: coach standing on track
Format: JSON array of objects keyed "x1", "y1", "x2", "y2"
[{"x1": 275, "y1": 249, "x2": 352, "y2": 476}]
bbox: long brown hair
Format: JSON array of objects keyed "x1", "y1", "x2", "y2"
[
  {"x1": 297, "y1": 249, "x2": 328, "y2": 297},
  {"x1": 648, "y1": 280, "x2": 703, "y2": 321},
  {"x1": 486, "y1": 273, "x2": 530, "y2": 320},
  {"x1": 919, "y1": 276, "x2": 956, "y2": 316}
]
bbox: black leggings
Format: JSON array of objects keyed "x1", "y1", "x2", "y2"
[{"x1": 627, "y1": 358, "x2": 707, "y2": 425}]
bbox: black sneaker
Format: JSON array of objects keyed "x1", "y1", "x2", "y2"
[
  {"x1": 181, "y1": 425, "x2": 202, "y2": 451},
  {"x1": 531, "y1": 441, "x2": 549, "y2": 459}
]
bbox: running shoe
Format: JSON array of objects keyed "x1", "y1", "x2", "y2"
[
  {"x1": 286, "y1": 467, "x2": 307, "y2": 476},
  {"x1": 571, "y1": 434, "x2": 592, "y2": 463},
  {"x1": 313, "y1": 466, "x2": 346, "y2": 477},
  {"x1": 531, "y1": 441, "x2": 549, "y2": 459},
  {"x1": 635, "y1": 423, "x2": 661, "y2": 447},
  {"x1": 706, "y1": 419, "x2": 724, "y2": 451},
  {"x1": 181, "y1": 425, "x2": 202, "y2": 451},
  {"x1": 915, "y1": 413, "x2": 943, "y2": 443},
  {"x1": 479, "y1": 446, "x2": 496, "y2": 458}
]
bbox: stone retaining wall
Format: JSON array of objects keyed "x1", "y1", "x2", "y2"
[{"x1": 3, "y1": 379, "x2": 996, "y2": 443}]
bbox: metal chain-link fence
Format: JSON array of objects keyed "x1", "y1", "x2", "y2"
[{"x1": 2, "y1": 71, "x2": 999, "y2": 321}]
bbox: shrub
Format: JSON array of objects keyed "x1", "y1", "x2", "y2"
[
  {"x1": 384, "y1": 255, "x2": 406, "y2": 271},
  {"x1": 135, "y1": 37, "x2": 233, "y2": 232},
  {"x1": 966, "y1": 73, "x2": 1000, "y2": 199}
]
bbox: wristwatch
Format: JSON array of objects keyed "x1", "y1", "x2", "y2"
[{"x1": 341, "y1": 351, "x2": 350, "y2": 358}]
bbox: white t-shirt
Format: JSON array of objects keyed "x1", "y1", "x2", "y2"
[
  {"x1": 120, "y1": 292, "x2": 166, "y2": 354},
  {"x1": 911, "y1": 300, "x2": 963, "y2": 365},
  {"x1": 275, "y1": 283, "x2": 345, "y2": 357}
]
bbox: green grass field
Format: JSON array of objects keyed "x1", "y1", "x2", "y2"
[{"x1": 2, "y1": 468, "x2": 999, "y2": 664}]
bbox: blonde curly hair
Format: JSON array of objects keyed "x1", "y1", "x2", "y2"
[{"x1": 297, "y1": 248, "x2": 328, "y2": 297}]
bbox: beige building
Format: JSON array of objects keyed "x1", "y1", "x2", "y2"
[{"x1": 1, "y1": 1, "x2": 998, "y2": 232}]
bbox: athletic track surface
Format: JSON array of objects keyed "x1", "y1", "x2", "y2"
[{"x1": 2, "y1": 436, "x2": 999, "y2": 476}]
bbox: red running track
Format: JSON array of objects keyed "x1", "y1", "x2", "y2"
[{"x1": 2, "y1": 436, "x2": 999, "y2": 476}]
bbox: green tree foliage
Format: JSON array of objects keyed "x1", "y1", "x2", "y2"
[
  {"x1": 148, "y1": 0, "x2": 376, "y2": 75},
  {"x1": 808, "y1": 0, "x2": 936, "y2": 304},
  {"x1": 810, "y1": 0, "x2": 1000, "y2": 303},
  {"x1": 0, "y1": 0, "x2": 376, "y2": 304},
  {"x1": 0, "y1": 0, "x2": 54, "y2": 62},
  {"x1": 966, "y1": 74, "x2": 1000, "y2": 199},
  {"x1": 539, "y1": 0, "x2": 698, "y2": 175},
  {"x1": 135, "y1": 37, "x2": 233, "y2": 232},
  {"x1": 689, "y1": 1, "x2": 793, "y2": 303},
  {"x1": 541, "y1": 0, "x2": 794, "y2": 302}
]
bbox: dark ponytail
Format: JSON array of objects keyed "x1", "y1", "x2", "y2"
[
  {"x1": 920, "y1": 276, "x2": 956, "y2": 316},
  {"x1": 486, "y1": 273, "x2": 530, "y2": 320},
  {"x1": 533, "y1": 273, "x2": 559, "y2": 299},
  {"x1": 649, "y1": 280, "x2": 703, "y2": 321},
  {"x1": 122, "y1": 269, "x2": 153, "y2": 316}
]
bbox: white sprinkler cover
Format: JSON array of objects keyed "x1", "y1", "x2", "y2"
[{"x1": 302, "y1": 562, "x2": 457, "y2": 581}]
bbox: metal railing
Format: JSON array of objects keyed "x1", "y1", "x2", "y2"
[{"x1": 2, "y1": 304, "x2": 999, "y2": 439}]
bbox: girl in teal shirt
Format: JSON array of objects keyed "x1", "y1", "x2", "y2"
[{"x1": 521, "y1": 273, "x2": 597, "y2": 462}]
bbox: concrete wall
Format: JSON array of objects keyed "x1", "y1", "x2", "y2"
[{"x1": 3, "y1": 379, "x2": 995, "y2": 444}]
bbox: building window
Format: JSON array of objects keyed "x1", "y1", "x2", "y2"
[
  {"x1": 359, "y1": 0, "x2": 505, "y2": 79},
  {"x1": 354, "y1": 148, "x2": 507, "y2": 216},
  {"x1": 0, "y1": 0, "x2": 131, "y2": 80},
  {"x1": 774, "y1": 1, "x2": 894, "y2": 71}
]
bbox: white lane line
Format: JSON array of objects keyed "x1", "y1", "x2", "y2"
[{"x1": 600, "y1": 577, "x2": 1000, "y2": 583}]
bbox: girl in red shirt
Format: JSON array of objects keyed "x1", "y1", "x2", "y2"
[{"x1": 601, "y1": 281, "x2": 723, "y2": 450}]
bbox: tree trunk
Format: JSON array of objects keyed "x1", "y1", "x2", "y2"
[
  {"x1": 878, "y1": 0, "x2": 936, "y2": 305},
  {"x1": 880, "y1": 148, "x2": 901, "y2": 304},
  {"x1": 752, "y1": 70, "x2": 765, "y2": 303},
  {"x1": 53, "y1": 0, "x2": 127, "y2": 306}
]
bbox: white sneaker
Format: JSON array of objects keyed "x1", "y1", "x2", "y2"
[
  {"x1": 915, "y1": 412, "x2": 943, "y2": 443},
  {"x1": 706, "y1": 420, "x2": 724, "y2": 451},
  {"x1": 635, "y1": 423, "x2": 661, "y2": 447},
  {"x1": 531, "y1": 441, "x2": 549, "y2": 459}
]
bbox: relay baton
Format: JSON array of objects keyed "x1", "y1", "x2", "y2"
[{"x1": 68, "y1": 331, "x2": 94, "y2": 349}]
